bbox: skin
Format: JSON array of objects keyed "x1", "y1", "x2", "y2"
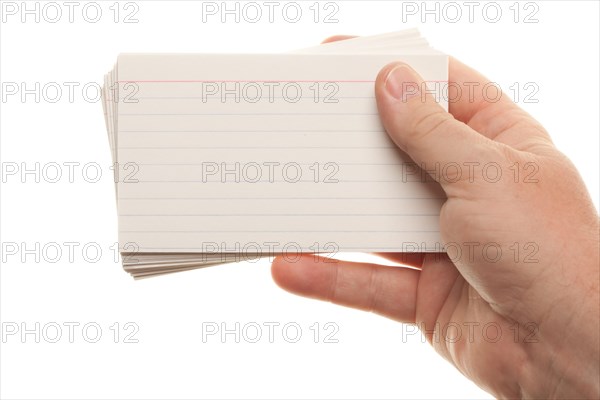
[{"x1": 271, "y1": 36, "x2": 600, "y2": 398}]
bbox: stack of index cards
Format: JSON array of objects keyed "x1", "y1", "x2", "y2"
[{"x1": 101, "y1": 29, "x2": 448, "y2": 278}]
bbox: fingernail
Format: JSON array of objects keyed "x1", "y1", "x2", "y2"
[{"x1": 384, "y1": 64, "x2": 421, "y2": 101}]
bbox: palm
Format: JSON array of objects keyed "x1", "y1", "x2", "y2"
[{"x1": 415, "y1": 255, "x2": 529, "y2": 391}]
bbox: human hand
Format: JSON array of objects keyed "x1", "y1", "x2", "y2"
[{"x1": 271, "y1": 37, "x2": 600, "y2": 398}]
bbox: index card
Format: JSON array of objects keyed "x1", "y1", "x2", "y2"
[{"x1": 102, "y1": 30, "x2": 449, "y2": 277}]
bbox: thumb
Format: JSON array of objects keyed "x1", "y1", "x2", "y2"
[{"x1": 375, "y1": 62, "x2": 499, "y2": 189}]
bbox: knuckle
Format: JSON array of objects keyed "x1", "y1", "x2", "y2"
[{"x1": 410, "y1": 110, "x2": 454, "y2": 145}]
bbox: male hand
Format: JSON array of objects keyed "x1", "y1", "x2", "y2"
[{"x1": 272, "y1": 36, "x2": 600, "y2": 399}]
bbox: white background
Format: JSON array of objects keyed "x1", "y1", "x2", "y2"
[{"x1": 1, "y1": 1, "x2": 598, "y2": 399}]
